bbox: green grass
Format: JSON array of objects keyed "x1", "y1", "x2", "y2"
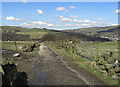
[
  {"x1": 2, "y1": 41, "x2": 25, "y2": 51},
  {"x1": 83, "y1": 41, "x2": 119, "y2": 59},
  {"x1": 44, "y1": 41, "x2": 119, "y2": 86},
  {"x1": 2, "y1": 41, "x2": 39, "y2": 55},
  {"x1": 2, "y1": 26, "x2": 119, "y2": 86},
  {"x1": 17, "y1": 32, "x2": 47, "y2": 39},
  {"x1": 2, "y1": 26, "x2": 62, "y2": 33},
  {"x1": 2, "y1": 26, "x2": 64, "y2": 39},
  {"x1": 66, "y1": 26, "x2": 118, "y2": 37}
]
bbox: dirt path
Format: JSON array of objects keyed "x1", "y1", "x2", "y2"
[{"x1": 15, "y1": 43, "x2": 107, "y2": 86}]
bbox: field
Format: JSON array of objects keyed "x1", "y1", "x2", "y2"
[
  {"x1": 2, "y1": 41, "x2": 26, "y2": 51},
  {"x1": 79, "y1": 41, "x2": 118, "y2": 60},
  {"x1": 64, "y1": 26, "x2": 119, "y2": 37},
  {"x1": 2, "y1": 26, "x2": 62, "y2": 39},
  {"x1": 1, "y1": 26, "x2": 119, "y2": 86},
  {"x1": 2, "y1": 41, "x2": 39, "y2": 55},
  {"x1": 17, "y1": 32, "x2": 47, "y2": 39}
]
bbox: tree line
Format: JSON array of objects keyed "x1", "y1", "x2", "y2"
[
  {"x1": 2, "y1": 31, "x2": 30, "y2": 41},
  {"x1": 41, "y1": 32, "x2": 111, "y2": 42}
]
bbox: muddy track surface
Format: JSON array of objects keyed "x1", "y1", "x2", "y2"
[{"x1": 15, "y1": 43, "x2": 108, "y2": 86}]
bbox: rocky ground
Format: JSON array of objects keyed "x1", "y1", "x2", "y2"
[{"x1": 2, "y1": 43, "x2": 110, "y2": 86}]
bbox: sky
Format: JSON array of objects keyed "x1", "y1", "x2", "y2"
[
  {"x1": 1, "y1": 0, "x2": 120, "y2": 2},
  {"x1": 1, "y1": 1, "x2": 119, "y2": 30}
]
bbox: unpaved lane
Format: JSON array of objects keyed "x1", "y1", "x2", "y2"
[
  {"x1": 29, "y1": 43, "x2": 106, "y2": 85},
  {"x1": 36, "y1": 43, "x2": 87, "y2": 85},
  {"x1": 16, "y1": 43, "x2": 106, "y2": 85}
]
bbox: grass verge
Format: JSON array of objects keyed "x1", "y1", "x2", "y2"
[{"x1": 44, "y1": 41, "x2": 119, "y2": 86}]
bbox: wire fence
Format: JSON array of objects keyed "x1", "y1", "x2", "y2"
[
  {"x1": 76, "y1": 43, "x2": 99, "y2": 61},
  {"x1": 47, "y1": 40, "x2": 100, "y2": 61}
]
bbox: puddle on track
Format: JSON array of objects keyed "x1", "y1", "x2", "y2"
[{"x1": 33, "y1": 65, "x2": 47, "y2": 85}]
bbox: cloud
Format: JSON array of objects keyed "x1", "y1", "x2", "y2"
[
  {"x1": 61, "y1": 18, "x2": 72, "y2": 22},
  {"x1": 90, "y1": 21, "x2": 97, "y2": 24},
  {"x1": 73, "y1": 19, "x2": 77, "y2": 22},
  {"x1": 20, "y1": 20, "x2": 112, "y2": 29},
  {"x1": 94, "y1": 21, "x2": 110, "y2": 27},
  {"x1": 36, "y1": 10, "x2": 43, "y2": 15},
  {"x1": 9, "y1": 25, "x2": 13, "y2": 26},
  {"x1": 32, "y1": 21, "x2": 46, "y2": 25},
  {"x1": 75, "y1": 24, "x2": 81, "y2": 27},
  {"x1": 6, "y1": 16, "x2": 22, "y2": 21},
  {"x1": 98, "y1": 18, "x2": 104, "y2": 20},
  {"x1": 115, "y1": 9, "x2": 120, "y2": 14},
  {"x1": 20, "y1": 23, "x2": 31, "y2": 26},
  {"x1": 83, "y1": 19, "x2": 90, "y2": 23},
  {"x1": 20, "y1": 21, "x2": 46, "y2": 27},
  {"x1": 22, "y1": 0, "x2": 27, "y2": 3},
  {"x1": 56, "y1": 7, "x2": 68, "y2": 12},
  {"x1": 97, "y1": 21, "x2": 105, "y2": 24},
  {"x1": 64, "y1": 24, "x2": 74, "y2": 27},
  {"x1": 73, "y1": 19, "x2": 91, "y2": 23},
  {"x1": 72, "y1": 19, "x2": 109, "y2": 27},
  {"x1": 20, "y1": 21, "x2": 54, "y2": 28},
  {"x1": 47, "y1": 24, "x2": 54, "y2": 27},
  {"x1": 69, "y1": 15, "x2": 78, "y2": 18},
  {"x1": 82, "y1": 24, "x2": 90, "y2": 27},
  {"x1": 56, "y1": 15, "x2": 64, "y2": 19},
  {"x1": 55, "y1": 24, "x2": 62, "y2": 27},
  {"x1": 59, "y1": 16, "x2": 64, "y2": 18},
  {"x1": 43, "y1": 20, "x2": 52, "y2": 23},
  {"x1": 111, "y1": 24, "x2": 119, "y2": 26},
  {"x1": 69, "y1": 6, "x2": 76, "y2": 9}
]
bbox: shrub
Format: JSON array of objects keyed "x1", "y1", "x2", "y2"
[
  {"x1": 14, "y1": 29, "x2": 20, "y2": 32},
  {"x1": 22, "y1": 43, "x2": 37, "y2": 52}
]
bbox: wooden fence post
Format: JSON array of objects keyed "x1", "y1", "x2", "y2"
[
  {"x1": 14, "y1": 40, "x2": 17, "y2": 51},
  {"x1": 65, "y1": 40, "x2": 68, "y2": 52},
  {"x1": 69, "y1": 43, "x2": 73, "y2": 54},
  {"x1": 74, "y1": 43, "x2": 77, "y2": 54},
  {"x1": 95, "y1": 44, "x2": 98, "y2": 61},
  {"x1": 62, "y1": 40, "x2": 64, "y2": 49},
  {"x1": 61, "y1": 40, "x2": 62, "y2": 49}
]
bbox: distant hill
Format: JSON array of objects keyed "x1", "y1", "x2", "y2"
[
  {"x1": 62, "y1": 26, "x2": 119, "y2": 41},
  {"x1": 1, "y1": 26, "x2": 111, "y2": 42}
]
